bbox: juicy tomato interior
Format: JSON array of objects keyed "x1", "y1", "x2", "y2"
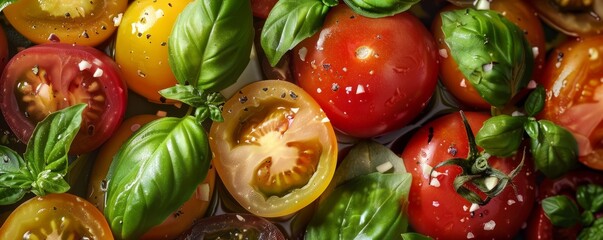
[{"x1": 210, "y1": 80, "x2": 338, "y2": 218}]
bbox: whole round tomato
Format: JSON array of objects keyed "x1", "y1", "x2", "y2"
[
  {"x1": 251, "y1": 0, "x2": 278, "y2": 19},
  {"x1": 538, "y1": 36, "x2": 603, "y2": 170},
  {"x1": 210, "y1": 80, "x2": 338, "y2": 218},
  {"x1": 0, "y1": 43, "x2": 127, "y2": 155},
  {"x1": 0, "y1": 193, "x2": 113, "y2": 239},
  {"x1": 3, "y1": 0, "x2": 128, "y2": 46},
  {"x1": 401, "y1": 112, "x2": 536, "y2": 239},
  {"x1": 114, "y1": 0, "x2": 191, "y2": 103},
  {"x1": 87, "y1": 114, "x2": 215, "y2": 240},
  {"x1": 432, "y1": 0, "x2": 546, "y2": 109},
  {"x1": 292, "y1": 4, "x2": 438, "y2": 138}
]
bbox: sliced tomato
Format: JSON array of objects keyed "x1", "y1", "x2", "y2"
[
  {"x1": 0, "y1": 43, "x2": 128, "y2": 154},
  {"x1": 210, "y1": 80, "x2": 338, "y2": 218},
  {"x1": 179, "y1": 213, "x2": 285, "y2": 239},
  {"x1": 3, "y1": 0, "x2": 128, "y2": 46},
  {"x1": 0, "y1": 193, "x2": 113, "y2": 239}
]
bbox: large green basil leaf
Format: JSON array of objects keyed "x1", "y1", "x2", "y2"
[
  {"x1": 542, "y1": 195, "x2": 582, "y2": 228},
  {"x1": 343, "y1": 0, "x2": 419, "y2": 18},
  {"x1": 529, "y1": 120, "x2": 578, "y2": 178},
  {"x1": 104, "y1": 116, "x2": 211, "y2": 239},
  {"x1": 442, "y1": 8, "x2": 533, "y2": 107},
  {"x1": 306, "y1": 172, "x2": 411, "y2": 240},
  {"x1": 169, "y1": 0, "x2": 254, "y2": 91},
  {"x1": 261, "y1": 0, "x2": 333, "y2": 67},
  {"x1": 475, "y1": 115, "x2": 526, "y2": 157},
  {"x1": 0, "y1": 146, "x2": 30, "y2": 205}
]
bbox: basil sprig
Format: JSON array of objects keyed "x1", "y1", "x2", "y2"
[
  {"x1": 159, "y1": 84, "x2": 225, "y2": 123},
  {"x1": 543, "y1": 184, "x2": 603, "y2": 238},
  {"x1": 343, "y1": 0, "x2": 419, "y2": 18},
  {"x1": 0, "y1": 104, "x2": 85, "y2": 205},
  {"x1": 168, "y1": 0, "x2": 254, "y2": 91},
  {"x1": 441, "y1": 8, "x2": 533, "y2": 107}
]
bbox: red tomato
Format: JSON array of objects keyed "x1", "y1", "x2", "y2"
[
  {"x1": 179, "y1": 213, "x2": 285, "y2": 239},
  {"x1": 0, "y1": 25, "x2": 8, "y2": 73},
  {"x1": 0, "y1": 43, "x2": 127, "y2": 154},
  {"x1": 538, "y1": 36, "x2": 603, "y2": 170},
  {"x1": 292, "y1": 4, "x2": 439, "y2": 138},
  {"x1": 526, "y1": 170, "x2": 603, "y2": 240},
  {"x1": 432, "y1": 0, "x2": 546, "y2": 109},
  {"x1": 251, "y1": 0, "x2": 278, "y2": 19},
  {"x1": 401, "y1": 112, "x2": 536, "y2": 239}
]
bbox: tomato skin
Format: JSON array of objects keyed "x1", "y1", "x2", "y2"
[
  {"x1": 292, "y1": 4, "x2": 438, "y2": 138},
  {"x1": 432, "y1": 0, "x2": 546, "y2": 109},
  {"x1": 3, "y1": 0, "x2": 128, "y2": 46},
  {"x1": 251, "y1": 0, "x2": 278, "y2": 19},
  {"x1": 0, "y1": 193, "x2": 113, "y2": 239},
  {"x1": 401, "y1": 112, "x2": 536, "y2": 239},
  {"x1": 179, "y1": 213, "x2": 286, "y2": 239},
  {"x1": 0, "y1": 43, "x2": 128, "y2": 154},
  {"x1": 525, "y1": 170, "x2": 603, "y2": 240},
  {"x1": 538, "y1": 36, "x2": 603, "y2": 170}
]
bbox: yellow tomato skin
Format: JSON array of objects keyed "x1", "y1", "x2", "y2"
[{"x1": 114, "y1": 0, "x2": 192, "y2": 103}]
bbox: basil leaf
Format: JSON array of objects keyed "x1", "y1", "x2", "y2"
[
  {"x1": 261, "y1": 0, "x2": 332, "y2": 67},
  {"x1": 169, "y1": 0, "x2": 254, "y2": 91},
  {"x1": 542, "y1": 195, "x2": 581, "y2": 228},
  {"x1": 343, "y1": 0, "x2": 419, "y2": 18},
  {"x1": 306, "y1": 172, "x2": 411, "y2": 240},
  {"x1": 442, "y1": 9, "x2": 533, "y2": 107},
  {"x1": 23, "y1": 104, "x2": 86, "y2": 176},
  {"x1": 524, "y1": 118, "x2": 540, "y2": 140},
  {"x1": 579, "y1": 218, "x2": 603, "y2": 239},
  {"x1": 402, "y1": 232, "x2": 433, "y2": 240},
  {"x1": 159, "y1": 84, "x2": 208, "y2": 107},
  {"x1": 0, "y1": 146, "x2": 30, "y2": 205},
  {"x1": 0, "y1": 1, "x2": 16, "y2": 12},
  {"x1": 576, "y1": 184, "x2": 603, "y2": 212},
  {"x1": 475, "y1": 115, "x2": 526, "y2": 157},
  {"x1": 33, "y1": 170, "x2": 70, "y2": 195},
  {"x1": 528, "y1": 120, "x2": 578, "y2": 178},
  {"x1": 525, "y1": 85, "x2": 545, "y2": 117},
  {"x1": 104, "y1": 116, "x2": 211, "y2": 239}
]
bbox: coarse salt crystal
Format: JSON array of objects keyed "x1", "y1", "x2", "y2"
[
  {"x1": 484, "y1": 220, "x2": 496, "y2": 231},
  {"x1": 430, "y1": 178, "x2": 441, "y2": 187},
  {"x1": 376, "y1": 162, "x2": 393, "y2": 173},
  {"x1": 78, "y1": 60, "x2": 92, "y2": 71},
  {"x1": 470, "y1": 203, "x2": 480, "y2": 212},
  {"x1": 93, "y1": 68, "x2": 104, "y2": 78}
]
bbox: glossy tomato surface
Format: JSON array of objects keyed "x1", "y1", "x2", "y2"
[
  {"x1": 539, "y1": 36, "x2": 603, "y2": 170},
  {"x1": 292, "y1": 4, "x2": 439, "y2": 138},
  {"x1": 0, "y1": 193, "x2": 113, "y2": 239},
  {"x1": 432, "y1": 0, "x2": 546, "y2": 109},
  {"x1": 401, "y1": 112, "x2": 536, "y2": 239},
  {"x1": 0, "y1": 43, "x2": 127, "y2": 154},
  {"x1": 115, "y1": 0, "x2": 191, "y2": 103},
  {"x1": 3, "y1": 0, "x2": 128, "y2": 46},
  {"x1": 210, "y1": 80, "x2": 338, "y2": 218}
]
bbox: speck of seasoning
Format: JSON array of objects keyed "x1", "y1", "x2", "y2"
[
  {"x1": 146, "y1": 34, "x2": 151, "y2": 39},
  {"x1": 262, "y1": 87, "x2": 268, "y2": 91},
  {"x1": 484, "y1": 220, "x2": 496, "y2": 231},
  {"x1": 331, "y1": 83, "x2": 339, "y2": 91},
  {"x1": 467, "y1": 232, "x2": 475, "y2": 239},
  {"x1": 137, "y1": 70, "x2": 147, "y2": 78},
  {"x1": 101, "y1": 25, "x2": 107, "y2": 30},
  {"x1": 427, "y1": 127, "x2": 434, "y2": 143},
  {"x1": 290, "y1": 91, "x2": 298, "y2": 99},
  {"x1": 239, "y1": 96, "x2": 248, "y2": 104},
  {"x1": 350, "y1": 15, "x2": 355, "y2": 19},
  {"x1": 243, "y1": 108, "x2": 249, "y2": 111},
  {"x1": 32, "y1": 65, "x2": 39, "y2": 75},
  {"x1": 137, "y1": 32, "x2": 143, "y2": 37},
  {"x1": 448, "y1": 145, "x2": 458, "y2": 156},
  {"x1": 159, "y1": 97, "x2": 167, "y2": 103},
  {"x1": 161, "y1": 42, "x2": 166, "y2": 46},
  {"x1": 168, "y1": 2, "x2": 172, "y2": 7},
  {"x1": 557, "y1": 52, "x2": 564, "y2": 62},
  {"x1": 65, "y1": 12, "x2": 71, "y2": 18},
  {"x1": 280, "y1": 92, "x2": 286, "y2": 98},
  {"x1": 81, "y1": 31, "x2": 89, "y2": 38},
  {"x1": 48, "y1": 33, "x2": 60, "y2": 42},
  {"x1": 322, "y1": 64, "x2": 331, "y2": 70}
]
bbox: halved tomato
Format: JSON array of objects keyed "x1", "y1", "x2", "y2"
[
  {"x1": 0, "y1": 193, "x2": 113, "y2": 239},
  {"x1": 3, "y1": 0, "x2": 128, "y2": 46},
  {"x1": 209, "y1": 80, "x2": 338, "y2": 218},
  {"x1": 0, "y1": 43, "x2": 127, "y2": 154}
]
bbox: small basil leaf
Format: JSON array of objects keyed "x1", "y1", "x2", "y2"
[
  {"x1": 159, "y1": 85, "x2": 207, "y2": 107},
  {"x1": 475, "y1": 115, "x2": 526, "y2": 157},
  {"x1": 442, "y1": 9, "x2": 533, "y2": 107},
  {"x1": 524, "y1": 118, "x2": 540, "y2": 140},
  {"x1": 169, "y1": 0, "x2": 254, "y2": 91},
  {"x1": 576, "y1": 184, "x2": 603, "y2": 212},
  {"x1": 525, "y1": 85, "x2": 545, "y2": 117},
  {"x1": 343, "y1": 0, "x2": 419, "y2": 18},
  {"x1": 34, "y1": 170, "x2": 70, "y2": 194},
  {"x1": 23, "y1": 104, "x2": 86, "y2": 176},
  {"x1": 306, "y1": 172, "x2": 411, "y2": 240},
  {"x1": 402, "y1": 232, "x2": 433, "y2": 240},
  {"x1": 542, "y1": 195, "x2": 581, "y2": 228},
  {"x1": 579, "y1": 218, "x2": 603, "y2": 239},
  {"x1": 0, "y1": 187, "x2": 27, "y2": 205},
  {"x1": 529, "y1": 120, "x2": 579, "y2": 178},
  {"x1": 261, "y1": 0, "x2": 331, "y2": 67},
  {"x1": 105, "y1": 116, "x2": 211, "y2": 239},
  {"x1": 208, "y1": 105, "x2": 224, "y2": 122}
]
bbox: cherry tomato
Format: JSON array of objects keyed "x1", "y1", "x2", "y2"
[
  {"x1": 432, "y1": 1, "x2": 546, "y2": 109},
  {"x1": 210, "y1": 80, "x2": 338, "y2": 218},
  {"x1": 178, "y1": 213, "x2": 286, "y2": 239},
  {"x1": 87, "y1": 114, "x2": 215, "y2": 240},
  {"x1": 0, "y1": 193, "x2": 113, "y2": 239},
  {"x1": 251, "y1": 0, "x2": 278, "y2": 19},
  {"x1": 401, "y1": 112, "x2": 536, "y2": 239},
  {"x1": 292, "y1": 4, "x2": 438, "y2": 138},
  {"x1": 0, "y1": 43, "x2": 127, "y2": 155},
  {"x1": 538, "y1": 36, "x2": 603, "y2": 170},
  {"x1": 526, "y1": 170, "x2": 603, "y2": 240},
  {"x1": 3, "y1": 0, "x2": 128, "y2": 46},
  {"x1": 114, "y1": 0, "x2": 192, "y2": 103}
]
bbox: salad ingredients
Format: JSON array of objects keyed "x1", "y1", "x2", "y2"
[
  {"x1": 0, "y1": 43, "x2": 128, "y2": 154},
  {"x1": 104, "y1": 116, "x2": 211, "y2": 239},
  {"x1": 3, "y1": 0, "x2": 127, "y2": 46},
  {"x1": 114, "y1": 0, "x2": 191, "y2": 103},
  {"x1": 168, "y1": 0, "x2": 254, "y2": 92},
  {"x1": 292, "y1": 4, "x2": 438, "y2": 138},
  {"x1": 178, "y1": 213, "x2": 286, "y2": 239},
  {"x1": 210, "y1": 80, "x2": 337, "y2": 217},
  {"x1": 0, "y1": 193, "x2": 113, "y2": 239}
]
